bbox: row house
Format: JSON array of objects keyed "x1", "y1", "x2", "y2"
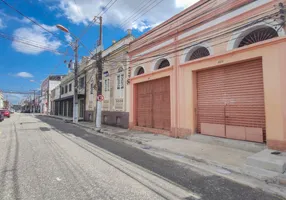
[
  {"x1": 84, "y1": 56, "x2": 97, "y2": 122},
  {"x1": 128, "y1": 0, "x2": 286, "y2": 151},
  {"x1": 51, "y1": 57, "x2": 90, "y2": 120},
  {"x1": 40, "y1": 75, "x2": 64, "y2": 114},
  {"x1": 50, "y1": 32, "x2": 134, "y2": 127},
  {"x1": 101, "y1": 31, "x2": 134, "y2": 128}
]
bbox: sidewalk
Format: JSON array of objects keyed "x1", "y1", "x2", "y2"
[
  {"x1": 45, "y1": 114, "x2": 286, "y2": 191},
  {"x1": 80, "y1": 121, "x2": 251, "y2": 168}
]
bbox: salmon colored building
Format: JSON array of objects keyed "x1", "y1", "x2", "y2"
[{"x1": 127, "y1": 0, "x2": 286, "y2": 151}]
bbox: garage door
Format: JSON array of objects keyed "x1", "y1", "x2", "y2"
[
  {"x1": 197, "y1": 59, "x2": 265, "y2": 142},
  {"x1": 136, "y1": 77, "x2": 170, "y2": 130}
]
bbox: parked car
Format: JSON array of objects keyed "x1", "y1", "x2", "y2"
[
  {"x1": 0, "y1": 111, "x2": 4, "y2": 122},
  {"x1": 0, "y1": 109, "x2": 10, "y2": 118}
]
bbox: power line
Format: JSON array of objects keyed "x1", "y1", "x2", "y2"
[
  {"x1": 100, "y1": 0, "x2": 119, "y2": 16},
  {"x1": 105, "y1": 8, "x2": 278, "y2": 64},
  {"x1": 129, "y1": 0, "x2": 236, "y2": 49},
  {"x1": 73, "y1": 0, "x2": 82, "y2": 17},
  {"x1": 0, "y1": 32, "x2": 73, "y2": 56},
  {"x1": 78, "y1": 0, "x2": 118, "y2": 40},
  {"x1": 0, "y1": 30, "x2": 64, "y2": 50},
  {"x1": 1, "y1": 0, "x2": 93, "y2": 57},
  {"x1": 119, "y1": 0, "x2": 157, "y2": 29},
  {"x1": 49, "y1": 49, "x2": 69, "y2": 76},
  {"x1": 121, "y1": 0, "x2": 164, "y2": 29},
  {"x1": 0, "y1": 0, "x2": 68, "y2": 45},
  {"x1": 100, "y1": 14, "x2": 280, "y2": 77}
]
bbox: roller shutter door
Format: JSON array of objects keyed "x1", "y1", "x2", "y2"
[
  {"x1": 136, "y1": 77, "x2": 170, "y2": 130},
  {"x1": 197, "y1": 59, "x2": 265, "y2": 142}
]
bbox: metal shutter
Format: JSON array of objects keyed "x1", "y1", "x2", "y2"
[
  {"x1": 197, "y1": 59, "x2": 265, "y2": 142},
  {"x1": 136, "y1": 77, "x2": 171, "y2": 130},
  {"x1": 152, "y1": 77, "x2": 171, "y2": 130},
  {"x1": 136, "y1": 81, "x2": 152, "y2": 127}
]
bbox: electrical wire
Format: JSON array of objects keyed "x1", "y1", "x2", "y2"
[
  {"x1": 1, "y1": 0, "x2": 94, "y2": 57},
  {"x1": 0, "y1": 0, "x2": 69, "y2": 45},
  {"x1": 119, "y1": 0, "x2": 157, "y2": 28},
  {"x1": 0, "y1": 31, "x2": 65, "y2": 50},
  {"x1": 105, "y1": 8, "x2": 278, "y2": 64},
  {"x1": 49, "y1": 49, "x2": 69, "y2": 75},
  {"x1": 86, "y1": 14, "x2": 274, "y2": 85},
  {"x1": 130, "y1": 1, "x2": 274, "y2": 52},
  {"x1": 73, "y1": 0, "x2": 82, "y2": 17},
  {"x1": 78, "y1": 0, "x2": 118, "y2": 40},
  {"x1": 0, "y1": 32, "x2": 74, "y2": 56},
  {"x1": 121, "y1": 0, "x2": 164, "y2": 30},
  {"x1": 99, "y1": 14, "x2": 280, "y2": 78},
  {"x1": 128, "y1": 0, "x2": 212, "y2": 45},
  {"x1": 100, "y1": 0, "x2": 119, "y2": 16}
]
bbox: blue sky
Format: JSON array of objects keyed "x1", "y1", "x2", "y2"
[{"x1": 0, "y1": 0, "x2": 198, "y2": 104}]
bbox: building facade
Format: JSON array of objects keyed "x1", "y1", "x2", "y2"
[
  {"x1": 101, "y1": 33, "x2": 134, "y2": 128},
  {"x1": 51, "y1": 58, "x2": 89, "y2": 120},
  {"x1": 40, "y1": 75, "x2": 64, "y2": 114},
  {"x1": 0, "y1": 91, "x2": 3, "y2": 109},
  {"x1": 128, "y1": 0, "x2": 286, "y2": 150},
  {"x1": 84, "y1": 58, "x2": 97, "y2": 122}
]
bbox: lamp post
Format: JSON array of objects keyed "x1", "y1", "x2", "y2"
[{"x1": 56, "y1": 24, "x2": 79, "y2": 123}]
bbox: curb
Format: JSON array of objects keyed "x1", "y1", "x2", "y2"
[{"x1": 42, "y1": 115, "x2": 286, "y2": 189}]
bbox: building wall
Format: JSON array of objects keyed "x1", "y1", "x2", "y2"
[
  {"x1": 85, "y1": 66, "x2": 97, "y2": 121},
  {"x1": 0, "y1": 92, "x2": 3, "y2": 109},
  {"x1": 102, "y1": 35, "x2": 134, "y2": 128},
  {"x1": 128, "y1": 0, "x2": 286, "y2": 150}
]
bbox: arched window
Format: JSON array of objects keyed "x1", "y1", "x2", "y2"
[
  {"x1": 238, "y1": 27, "x2": 278, "y2": 48},
  {"x1": 135, "y1": 67, "x2": 144, "y2": 76},
  {"x1": 188, "y1": 47, "x2": 210, "y2": 61},
  {"x1": 158, "y1": 59, "x2": 170, "y2": 69}
]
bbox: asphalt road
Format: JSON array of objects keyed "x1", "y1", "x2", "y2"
[{"x1": 0, "y1": 113, "x2": 284, "y2": 200}]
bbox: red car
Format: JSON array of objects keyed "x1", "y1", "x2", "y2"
[{"x1": 0, "y1": 109, "x2": 10, "y2": 118}]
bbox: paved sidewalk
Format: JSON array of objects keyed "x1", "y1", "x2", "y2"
[
  {"x1": 79, "y1": 121, "x2": 252, "y2": 169},
  {"x1": 45, "y1": 114, "x2": 286, "y2": 188}
]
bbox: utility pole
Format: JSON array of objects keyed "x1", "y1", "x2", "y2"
[
  {"x1": 73, "y1": 39, "x2": 79, "y2": 123},
  {"x1": 95, "y1": 16, "x2": 103, "y2": 130}
]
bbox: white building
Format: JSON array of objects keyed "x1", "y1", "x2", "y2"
[
  {"x1": 40, "y1": 75, "x2": 64, "y2": 114},
  {"x1": 0, "y1": 91, "x2": 3, "y2": 109},
  {"x1": 101, "y1": 32, "x2": 134, "y2": 128}
]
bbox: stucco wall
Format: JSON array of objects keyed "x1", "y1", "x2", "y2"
[{"x1": 128, "y1": 0, "x2": 286, "y2": 150}]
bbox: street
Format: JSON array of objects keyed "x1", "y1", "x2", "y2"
[{"x1": 0, "y1": 113, "x2": 284, "y2": 200}]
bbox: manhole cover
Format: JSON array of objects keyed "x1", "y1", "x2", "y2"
[{"x1": 40, "y1": 127, "x2": 50, "y2": 132}]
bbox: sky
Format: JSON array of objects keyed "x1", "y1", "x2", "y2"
[{"x1": 0, "y1": 0, "x2": 198, "y2": 104}]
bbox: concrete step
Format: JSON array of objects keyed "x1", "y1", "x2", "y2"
[
  {"x1": 246, "y1": 149, "x2": 286, "y2": 173},
  {"x1": 242, "y1": 164, "x2": 280, "y2": 183},
  {"x1": 188, "y1": 134, "x2": 266, "y2": 153}
]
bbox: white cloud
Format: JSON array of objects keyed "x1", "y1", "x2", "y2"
[
  {"x1": 65, "y1": 34, "x2": 73, "y2": 43},
  {"x1": 12, "y1": 24, "x2": 61, "y2": 55},
  {"x1": 16, "y1": 72, "x2": 34, "y2": 78},
  {"x1": 52, "y1": 0, "x2": 199, "y2": 32},
  {"x1": 176, "y1": 0, "x2": 198, "y2": 8}
]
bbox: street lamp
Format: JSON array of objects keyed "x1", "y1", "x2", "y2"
[{"x1": 56, "y1": 24, "x2": 79, "y2": 123}]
